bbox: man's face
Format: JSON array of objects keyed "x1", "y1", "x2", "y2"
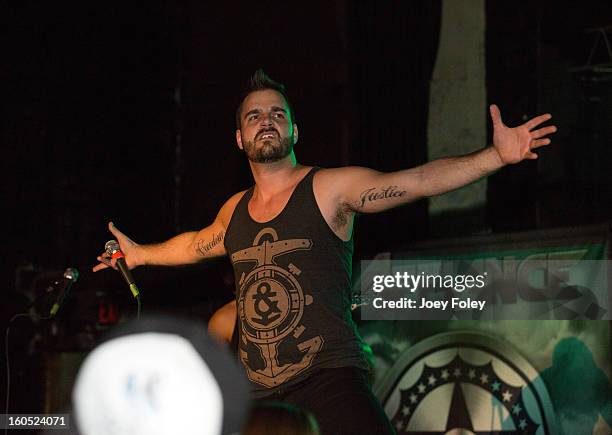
[{"x1": 236, "y1": 89, "x2": 297, "y2": 163}]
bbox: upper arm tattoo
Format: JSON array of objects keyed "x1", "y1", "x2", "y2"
[
  {"x1": 195, "y1": 231, "x2": 225, "y2": 257},
  {"x1": 358, "y1": 186, "x2": 407, "y2": 208}
]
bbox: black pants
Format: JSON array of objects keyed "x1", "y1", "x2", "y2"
[{"x1": 259, "y1": 367, "x2": 396, "y2": 435}]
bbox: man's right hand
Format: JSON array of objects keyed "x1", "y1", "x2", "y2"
[{"x1": 93, "y1": 222, "x2": 145, "y2": 272}]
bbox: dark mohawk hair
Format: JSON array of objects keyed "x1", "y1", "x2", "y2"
[{"x1": 235, "y1": 69, "x2": 295, "y2": 129}]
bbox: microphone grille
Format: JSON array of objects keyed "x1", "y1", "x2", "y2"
[
  {"x1": 105, "y1": 240, "x2": 121, "y2": 256},
  {"x1": 64, "y1": 267, "x2": 79, "y2": 282}
]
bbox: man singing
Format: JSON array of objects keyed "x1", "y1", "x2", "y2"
[{"x1": 94, "y1": 70, "x2": 556, "y2": 434}]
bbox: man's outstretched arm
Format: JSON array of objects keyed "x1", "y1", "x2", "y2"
[
  {"x1": 93, "y1": 191, "x2": 245, "y2": 271},
  {"x1": 329, "y1": 105, "x2": 557, "y2": 213}
]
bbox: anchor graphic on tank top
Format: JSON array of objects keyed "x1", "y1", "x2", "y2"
[{"x1": 231, "y1": 227, "x2": 324, "y2": 388}]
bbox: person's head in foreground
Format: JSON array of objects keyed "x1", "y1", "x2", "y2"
[
  {"x1": 72, "y1": 316, "x2": 249, "y2": 435},
  {"x1": 243, "y1": 401, "x2": 320, "y2": 435}
]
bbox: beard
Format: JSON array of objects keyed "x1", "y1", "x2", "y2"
[{"x1": 242, "y1": 131, "x2": 294, "y2": 163}]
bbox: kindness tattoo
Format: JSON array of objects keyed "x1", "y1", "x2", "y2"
[
  {"x1": 196, "y1": 231, "x2": 224, "y2": 256},
  {"x1": 359, "y1": 186, "x2": 407, "y2": 208}
]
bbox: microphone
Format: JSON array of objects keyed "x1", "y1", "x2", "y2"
[
  {"x1": 105, "y1": 240, "x2": 140, "y2": 298},
  {"x1": 50, "y1": 268, "x2": 79, "y2": 317}
]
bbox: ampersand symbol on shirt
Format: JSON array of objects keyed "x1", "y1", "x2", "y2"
[{"x1": 252, "y1": 282, "x2": 282, "y2": 326}]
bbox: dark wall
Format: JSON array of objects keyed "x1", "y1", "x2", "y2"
[{"x1": 486, "y1": 0, "x2": 612, "y2": 232}]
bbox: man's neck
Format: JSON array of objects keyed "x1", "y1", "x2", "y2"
[{"x1": 249, "y1": 152, "x2": 305, "y2": 201}]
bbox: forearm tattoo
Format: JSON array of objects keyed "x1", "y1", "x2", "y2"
[
  {"x1": 359, "y1": 186, "x2": 407, "y2": 208},
  {"x1": 195, "y1": 231, "x2": 224, "y2": 256}
]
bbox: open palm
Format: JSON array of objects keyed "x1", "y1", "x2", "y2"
[{"x1": 490, "y1": 104, "x2": 557, "y2": 164}]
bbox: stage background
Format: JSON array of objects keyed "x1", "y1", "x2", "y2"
[{"x1": 2, "y1": 1, "x2": 611, "y2": 434}]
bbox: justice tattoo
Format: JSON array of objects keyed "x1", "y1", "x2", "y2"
[
  {"x1": 196, "y1": 231, "x2": 224, "y2": 256},
  {"x1": 359, "y1": 186, "x2": 407, "y2": 208}
]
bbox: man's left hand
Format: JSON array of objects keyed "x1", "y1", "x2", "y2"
[{"x1": 490, "y1": 104, "x2": 557, "y2": 165}]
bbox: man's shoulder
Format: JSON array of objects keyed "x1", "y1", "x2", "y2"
[
  {"x1": 313, "y1": 166, "x2": 357, "y2": 206},
  {"x1": 218, "y1": 190, "x2": 249, "y2": 226},
  {"x1": 315, "y1": 165, "x2": 372, "y2": 178},
  {"x1": 314, "y1": 166, "x2": 374, "y2": 190},
  {"x1": 226, "y1": 189, "x2": 249, "y2": 206},
  {"x1": 314, "y1": 166, "x2": 381, "y2": 212}
]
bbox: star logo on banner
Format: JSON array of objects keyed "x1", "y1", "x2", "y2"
[{"x1": 380, "y1": 333, "x2": 557, "y2": 434}]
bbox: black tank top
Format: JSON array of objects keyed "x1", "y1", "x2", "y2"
[{"x1": 224, "y1": 167, "x2": 368, "y2": 397}]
